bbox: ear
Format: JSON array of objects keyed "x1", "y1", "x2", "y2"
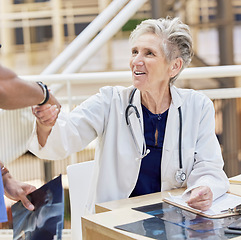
[{"x1": 169, "y1": 57, "x2": 183, "y2": 78}]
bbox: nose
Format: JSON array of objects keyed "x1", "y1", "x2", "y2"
[{"x1": 132, "y1": 54, "x2": 144, "y2": 66}]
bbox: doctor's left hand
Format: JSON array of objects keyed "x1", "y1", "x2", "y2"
[{"x1": 186, "y1": 186, "x2": 213, "y2": 211}]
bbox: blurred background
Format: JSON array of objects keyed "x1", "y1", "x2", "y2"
[{"x1": 0, "y1": 0, "x2": 241, "y2": 233}]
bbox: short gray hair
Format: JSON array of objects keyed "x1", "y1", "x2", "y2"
[{"x1": 129, "y1": 17, "x2": 194, "y2": 83}]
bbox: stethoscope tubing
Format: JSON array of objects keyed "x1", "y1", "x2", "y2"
[
  {"x1": 125, "y1": 88, "x2": 138, "y2": 125},
  {"x1": 125, "y1": 87, "x2": 186, "y2": 182},
  {"x1": 178, "y1": 107, "x2": 183, "y2": 169}
]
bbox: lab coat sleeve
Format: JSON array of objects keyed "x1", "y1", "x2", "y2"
[
  {"x1": 28, "y1": 86, "x2": 114, "y2": 160},
  {"x1": 183, "y1": 98, "x2": 229, "y2": 200}
]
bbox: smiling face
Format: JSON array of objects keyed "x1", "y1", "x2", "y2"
[{"x1": 129, "y1": 33, "x2": 173, "y2": 92}]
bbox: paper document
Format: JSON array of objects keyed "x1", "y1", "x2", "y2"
[{"x1": 164, "y1": 192, "x2": 241, "y2": 216}]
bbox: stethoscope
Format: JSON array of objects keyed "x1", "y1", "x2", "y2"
[{"x1": 125, "y1": 88, "x2": 186, "y2": 183}]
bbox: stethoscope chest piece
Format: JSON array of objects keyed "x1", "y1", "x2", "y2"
[{"x1": 175, "y1": 169, "x2": 186, "y2": 183}]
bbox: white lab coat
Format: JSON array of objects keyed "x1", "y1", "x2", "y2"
[{"x1": 28, "y1": 85, "x2": 229, "y2": 213}]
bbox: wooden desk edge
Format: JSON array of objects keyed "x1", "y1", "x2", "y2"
[
  {"x1": 82, "y1": 209, "x2": 153, "y2": 240},
  {"x1": 82, "y1": 217, "x2": 137, "y2": 240},
  {"x1": 95, "y1": 205, "x2": 112, "y2": 214}
]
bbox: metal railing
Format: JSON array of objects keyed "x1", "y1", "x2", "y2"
[{"x1": 20, "y1": 64, "x2": 241, "y2": 104}]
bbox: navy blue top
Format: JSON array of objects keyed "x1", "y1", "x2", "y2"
[{"x1": 130, "y1": 104, "x2": 168, "y2": 197}]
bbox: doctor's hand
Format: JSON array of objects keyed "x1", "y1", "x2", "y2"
[
  {"x1": 32, "y1": 103, "x2": 59, "y2": 128},
  {"x1": 32, "y1": 101, "x2": 60, "y2": 147},
  {"x1": 47, "y1": 92, "x2": 61, "y2": 111},
  {"x1": 186, "y1": 186, "x2": 213, "y2": 211},
  {"x1": 32, "y1": 91, "x2": 60, "y2": 127}
]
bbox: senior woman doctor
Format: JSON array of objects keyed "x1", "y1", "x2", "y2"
[{"x1": 29, "y1": 17, "x2": 229, "y2": 213}]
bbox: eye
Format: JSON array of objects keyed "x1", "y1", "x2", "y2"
[
  {"x1": 131, "y1": 49, "x2": 138, "y2": 55},
  {"x1": 147, "y1": 50, "x2": 154, "y2": 56}
]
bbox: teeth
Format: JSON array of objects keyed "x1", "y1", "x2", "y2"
[{"x1": 135, "y1": 71, "x2": 145, "y2": 75}]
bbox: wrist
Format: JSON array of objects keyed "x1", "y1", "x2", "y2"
[
  {"x1": 36, "y1": 120, "x2": 53, "y2": 132},
  {"x1": 36, "y1": 81, "x2": 49, "y2": 105},
  {"x1": 1, "y1": 165, "x2": 9, "y2": 177},
  {"x1": 36, "y1": 122, "x2": 52, "y2": 145},
  {"x1": 1, "y1": 166, "x2": 11, "y2": 186}
]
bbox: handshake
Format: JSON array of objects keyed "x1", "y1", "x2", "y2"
[
  {"x1": 31, "y1": 84, "x2": 61, "y2": 147},
  {"x1": 32, "y1": 89, "x2": 61, "y2": 128}
]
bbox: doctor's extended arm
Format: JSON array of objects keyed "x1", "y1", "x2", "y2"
[
  {"x1": 29, "y1": 86, "x2": 113, "y2": 159},
  {"x1": 32, "y1": 104, "x2": 59, "y2": 147}
]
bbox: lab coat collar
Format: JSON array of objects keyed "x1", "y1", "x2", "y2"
[
  {"x1": 131, "y1": 84, "x2": 184, "y2": 110},
  {"x1": 128, "y1": 85, "x2": 185, "y2": 116},
  {"x1": 170, "y1": 85, "x2": 184, "y2": 109}
]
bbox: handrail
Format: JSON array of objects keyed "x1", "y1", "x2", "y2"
[
  {"x1": 55, "y1": 87, "x2": 241, "y2": 105},
  {"x1": 21, "y1": 65, "x2": 241, "y2": 83},
  {"x1": 200, "y1": 87, "x2": 241, "y2": 99},
  {"x1": 178, "y1": 65, "x2": 241, "y2": 79},
  {"x1": 19, "y1": 65, "x2": 241, "y2": 101}
]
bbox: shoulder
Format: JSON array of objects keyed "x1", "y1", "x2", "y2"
[
  {"x1": 98, "y1": 85, "x2": 134, "y2": 101},
  {"x1": 172, "y1": 86, "x2": 214, "y2": 116},
  {"x1": 81, "y1": 85, "x2": 133, "y2": 108},
  {"x1": 99, "y1": 85, "x2": 133, "y2": 94},
  {"x1": 174, "y1": 86, "x2": 212, "y2": 106}
]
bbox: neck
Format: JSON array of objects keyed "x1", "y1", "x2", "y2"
[{"x1": 141, "y1": 85, "x2": 171, "y2": 114}]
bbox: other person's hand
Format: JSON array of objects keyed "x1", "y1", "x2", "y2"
[
  {"x1": 3, "y1": 174, "x2": 36, "y2": 211},
  {"x1": 47, "y1": 92, "x2": 61, "y2": 112},
  {"x1": 186, "y1": 186, "x2": 213, "y2": 211}
]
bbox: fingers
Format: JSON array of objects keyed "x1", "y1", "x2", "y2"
[
  {"x1": 188, "y1": 198, "x2": 212, "y2": 211},
  {"x1": 48, "y1": 92, "x2": 61, "y2": 110},
  {"x1": 186, "y1": 186, "x2": 213, "y2": 211},
  {"x1": 4, "y1": 178, "x2": 36, "y2": 211},
  {"x1": 22, "y1": 184, "x2": 36, "y2": 195},
  {"x1": 32, "y1": 90, "x2": 60, "y2": 128},
  {"x1": 19, "y1": 184, "x2": 36, "y2": 211},
  {"x1": 32, "y1": 104, "x2": 59, "y2": 127},
  {"x1": 20, "y1": 195, "x2": 35, "y2": 211}
]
